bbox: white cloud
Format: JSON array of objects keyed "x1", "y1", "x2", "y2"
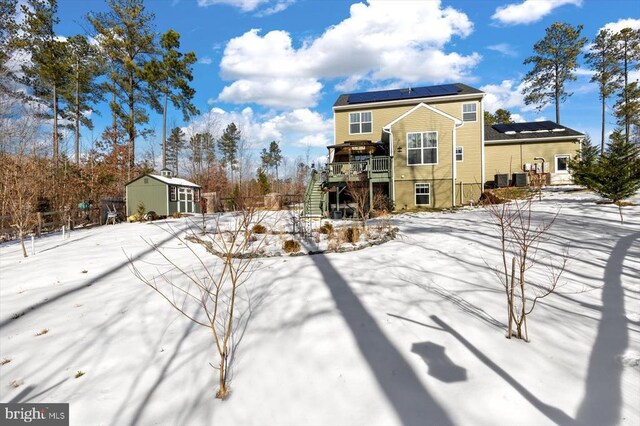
[
  {"x1": 492, "y1": 0, "x2": 582, "y2": 26},
  {"x1": 480, "y1": 80, "x2": 534, "y2": 113},
  {"x1": 198, "y1": 56, "x2": 212, "y2": 65},
  {"x1": 296, "y1": 134, "x2": 330, "y2": 148},
  {"x1": 511, "y1": 113, "x2": 526, "y2": 123},
  {"x1": 196, "y1": 0, "x2": 294, "y2": 14},
  {"x1": 218, "y1": 78, "x2": 323, "y2": 108},
  {"x1": 486, "y1": 43, "x2": 517, "y2": 57},
  {"x1": 574, "y1": 67, "x2": 595, "y2": 77},
  {"x1": 218, "y1": 0, "x2": 480, "y2": 108},
  {"x1": 602, "y1": 18, "x2": 640, "y2": 33},
  {"x1": 186, "y1": 107, "x2": 332, "y2": 150}
]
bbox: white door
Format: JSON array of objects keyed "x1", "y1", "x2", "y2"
[{"x1": 178, "y1": 188, "x2": 194, "y2": 213}]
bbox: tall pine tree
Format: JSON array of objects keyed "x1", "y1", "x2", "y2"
[
  {"x1": 522, "y1": 22, "x2": 587, "y2": 124},
  {"x1": 63, "y1": 34, "x2": 104, "y2": 164},
  {"x1": 88, "y1": 0, "x2": 158, "y2": 178},
  {"x1": 584, "y1": 29, "x2": 621, "y2": 154},
  {"x1": 19, "y1": 0, "x2": 71, "y2": 165},
  {"x1": 612, "y1": 28, "x2": 640, "y2": 143},
  {"x1": 218, "y1": 123, "x2": 240, "y2": 182},
  {"x1": 145, "y1": 29, "x2": 198, "y2": 170},
  {"x1": 166, "y1": 126, "x2": 185, "y2": 176}
]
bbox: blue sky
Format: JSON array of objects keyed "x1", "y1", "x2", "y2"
[{"x1": 53, "y1": 0, "x2": 640, "y2": 167}]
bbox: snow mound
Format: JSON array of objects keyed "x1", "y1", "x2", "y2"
[{"x1": 619, "y1": 350, "x2": 640, "y2": 368}]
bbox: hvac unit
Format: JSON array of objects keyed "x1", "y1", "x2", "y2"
[
  {"x1": 512, "y1": 173, "x2": 528, "y2": 187},
  {"x1": 494, "y1": 174, "x2": 509, "y2": 188}
]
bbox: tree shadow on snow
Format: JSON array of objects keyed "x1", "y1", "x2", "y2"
[
  {"x1": 575, "y1": 231, "x2": 639, "y2": 426},
  {"x1": 390, "y1": 313, "x2": 575, "y2": 425},
  {"x1": 310, "y1": 254, "x2": 453, "y2": 426}
]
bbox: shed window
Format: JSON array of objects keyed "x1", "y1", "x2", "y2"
[
  {"x1": 169, "y1": 186, "x2": 177, "y2": 202},
  {"x1": 456, "y1": 146, "x2": 463, "y2": 162},
  {"x1": 144, "y1": 178, "x2": 148, "y2": 184}
]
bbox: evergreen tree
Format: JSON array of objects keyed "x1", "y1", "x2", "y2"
[
  {"x1": 522, "y1": 22, "x2": 587, "y2": 124},
  {"x1": 612, "y1": 27, "x2": 640, "y2": 143},
  {"x1": 88, "y1": 0, "x2": 158, "y2": 177},
  {"x1": 63, "y1": 34, "x2": 104, "y2": 164},
  {"x1": 569, "y1": 135, "x2": 600, "y2": 188},
  {"x1": 18, "y1": 0, "x2": 71, "y2": 165},
  {"x1": 166, "y1": 126, "x2": 185, "y2": 176},
  {"x1": 484, "y1": 108, "x2": 514, "y2": 125},
  {"x1": 256, "y1": 167, "x2": 270, "y2": 195},
  {"x1": 0, "y1": 0, "x2": 18, "y2": 95},
  {"x1": 218, "y1": 123, "x2": 240, "y2": 181},
  {"x1": 591, "y1": 129, "x2": 640, "y2": 223},
  {"x1": 188, "y1": 132, "x2": 215, "y2": 182},
  {"x1": 145, "y1": 29, "x2": 198, "y2": 169},
  {"x1": 584, "y1": 29, "x2": 621, "y2": 154}
]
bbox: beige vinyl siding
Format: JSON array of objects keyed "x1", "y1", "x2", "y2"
[
  {"x1": 485, "y1": 140, "x2": 580, "y2": 177},
  {"x1": 333, "y1": 96, "x2": 484, "y2": 208}
]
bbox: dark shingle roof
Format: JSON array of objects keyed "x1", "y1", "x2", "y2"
[
  {"x1": 484, "y1": 121, "x2": 584, "y2": 142},
  {"x1": 333, "y1": 83, "x2": 483, "y2": 107}
]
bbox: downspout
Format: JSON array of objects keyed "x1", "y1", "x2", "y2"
[
  {"x1": 453, "y1": 120, "x2": 465, "y2": 207},
  {"x1": 383, "y1": 126, "x2": 395, "y2": 206},
  {"x1": 480, "y1": 94, "x2": 486, "y2": 194}
]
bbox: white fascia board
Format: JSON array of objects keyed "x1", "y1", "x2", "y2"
[
  {"x1": 333, "y1": 93, "x2": 484, "y2": 112},
  {"x1": 484, "y1": 136, "x2": 583, "y2": 144}
]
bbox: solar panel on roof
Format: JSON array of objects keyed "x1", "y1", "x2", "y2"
[{"x1": 347, "y1": 84, "x2": 461, "y2": 104}]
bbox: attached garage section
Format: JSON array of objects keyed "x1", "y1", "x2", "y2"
[{"x1": 484, "y1": 122, "x2": 584, "y2": 186}]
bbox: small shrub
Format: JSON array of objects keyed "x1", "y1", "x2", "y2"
[
  {"x1": 283, "y1": 239, "x2": 300, "y2": 253},
  {"x1": 340, "y1": 226, "x2": 360, "y2": 244},
  {"x1": 75, "y1": 371, "x2": 85, "y2": 378},
  {"x1": 136, "y1": 202, "x2": 146, "y2": 221},
  {"x1": 319, "y1": 222, "x2": 333, "y2": 234},
  {"x1": 1, "y1": 358, "x2": 11, "y2": 365},
  {"x1": 252, "y1": 224, "x2": 267, "y2": 234},
  {"x1": 35, "y1": 328, "x2": 49, "y2": 336},
  {"x1": 171, "y1": 212, "x2": 183, "y2": 219}
]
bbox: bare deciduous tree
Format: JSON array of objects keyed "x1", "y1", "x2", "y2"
[
  {"x1": 128, "y1": 206, "x2": 268, "y2": 398},
  {"x1": 345, "y1": 179, "x2": 369, "y2": 230},
  {"x1": 486, "y1": 198, "x2": 568, "y2": 341}
]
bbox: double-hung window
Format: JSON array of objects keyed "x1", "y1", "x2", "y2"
[
  {"x1": 415, "y1": 183, "x2": 431, "y2": 206},
  {"x1": 462, "y1": 103, "x2": 477, "y2": 122},
  {"x1": 349, "y1": 111, "x2": 372, "y2": 134},
  {"x1": 407, "y1": 132, "x2": 438, "y2": 165},
  {"x1": 456, "y1": 146, "x2": 463, "y2": 162}
]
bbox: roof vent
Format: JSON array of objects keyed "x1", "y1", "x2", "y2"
[{"x1": 160, "y1": 168, "x2": 173, "y2": 178}]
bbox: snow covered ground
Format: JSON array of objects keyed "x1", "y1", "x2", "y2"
[{"x1": 0, "y1": 188, "x2": 638, "y2": 426}]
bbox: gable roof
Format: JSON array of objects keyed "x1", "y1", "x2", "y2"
[
  {"x1": 126, "y1": 174, "x2": 201, "y2": 188},
  {"x1": 333, "y1": 83, "x2": 483, "y2": 108},
  {"x1": 484, "y1": 121, "x2": 584, "y2": 143},
  {"x1": 384, "y1": 102, "x2": 462, "y2": 129}
]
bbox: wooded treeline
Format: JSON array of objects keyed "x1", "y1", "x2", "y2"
[{"x1": 1, "y1": 0, "x2": 309, "y2": 242}]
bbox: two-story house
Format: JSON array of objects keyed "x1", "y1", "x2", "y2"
[{"x1": 304, "y1": 83, "x2": 584, "y2": 217}]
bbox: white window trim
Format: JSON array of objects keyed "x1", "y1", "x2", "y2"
[
  {"x1": 462, "y1": 102, "x2": 477, "y2": 123},
  {"x1": 456, "y1": 146, "x2": 463, "y2": 162},
  {"x1": 349, "y1": 111, "x2": 373, "y2": 135},
  {"x1": 415, "y1": 182, "x2": 431, "y2": 206},
  {"x1": 555, "y1": 154, "x2": 571, "y2": 174},
  {"x1": 406, "y1": 131, "x2": 438, "y2": 166}
]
